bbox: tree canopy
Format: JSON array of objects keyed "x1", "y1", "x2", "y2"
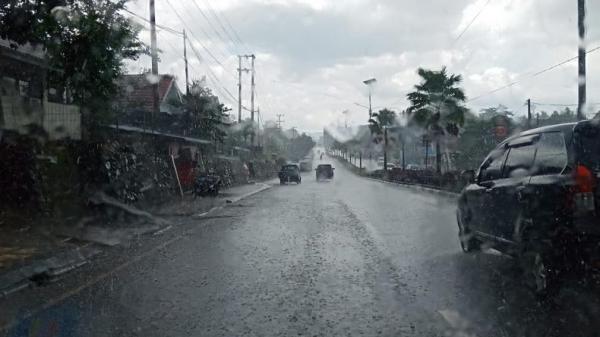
[
  {"x1": 181, "y1": 82, "x2": 230, "y2": 143},
  {"x1": 406, "y1": 66, "x2": 467, "y2": 173},
  {"x1": 368, "y1": 108, "x2": 396, "y2": 143}
]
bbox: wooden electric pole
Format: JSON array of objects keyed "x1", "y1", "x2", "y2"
[
  {"x1": 237, "y1": 55, "x2": 242, "y2": 123},
  {"x1": 527, "y1": 98, "x2": 531, "y2": 129},
  {"x1": 183, "y1": 29, "x2": 189, "y2": 95},
  {"x1": 149, "y1": 0, "x2": 159, "y2": 130},
  {"x1": 578, "y1": 0, "x2": 587, "y2": 120}
]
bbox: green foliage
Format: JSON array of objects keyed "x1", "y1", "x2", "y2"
[
  {"x1": 287, "y1": 133, "x2": 315, "y2": 161},
  {"x1": 479, "y1": 104, "x2": 514, "y2": 120},
  {"x1": 406, "y1": 66, "x2": 467, "y2": 137},
  {"x1": 368, "y1": 108, "x2": 396, "y2": 137},
  {"x1": 406, "y1": 66, "x2": 468, "y2": 173},
  {"x1": 0, "y1": 0, "x2": 64, "y2": 46},
  {"x1": 181, "y1": 81, "x2": 229, "y2": 143}
]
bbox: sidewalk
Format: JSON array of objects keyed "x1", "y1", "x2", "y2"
[{"x1": 0, "y1": 182, "x2": 271, "y2": 298}]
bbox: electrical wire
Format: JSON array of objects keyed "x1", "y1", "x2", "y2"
[
  {"x1": 164, "y1": 0, "x2": 237, "y2": 80},
  {"x1": 189, "y1": 0, "x2": 240, "y2": 55},
  {"x1": 452, "y1": 0, "x2": 491, "y2": 46},
  {"x1": 468, "y1": 45, "x2": 600, "y2": 102},
  {"x1": 123, "y1": 8, "x2": 182, "y2": 36},
  {"x1": 201, "y1": 0, "x2": 247, "y2": 53}
]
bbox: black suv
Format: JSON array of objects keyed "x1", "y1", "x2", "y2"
[
  {"x1": 315, "y1": 164, "x2": 334, "y2": 181},
  {"x1": 279, "y1": 164, "x2": 301, "y2": 184},
  {"x1": 457, "y1": 121, "x2": 599, "y2": 293}
]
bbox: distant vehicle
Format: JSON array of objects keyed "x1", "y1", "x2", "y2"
[
  {"x1": 457, "y1": 121, "x2": 600, "y2": 295},
  {"x1": 279, "y1": 164, "x2": 301, "y2": 184},
  {"x1": 299, "y1": 160, "x2": 312, "y2": 172},
  {"x1": 316, "y1": 164, "x2": 334, "y2": 181}
]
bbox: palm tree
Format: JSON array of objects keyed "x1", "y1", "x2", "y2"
[
  {"x1": 368, "y1": 108, "x2": 396, "y2": 171},
  {"x1": 406, "y1": 66, "x2": 467, "y2": 174}
]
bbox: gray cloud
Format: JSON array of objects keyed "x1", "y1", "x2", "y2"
[{"x1": 128, "y1": 0, "x2": 600, "y2": 130}]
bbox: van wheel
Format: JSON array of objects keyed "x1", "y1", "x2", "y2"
[{"x1": 457, "y1": 212, "x2": 480, "y2": 253}]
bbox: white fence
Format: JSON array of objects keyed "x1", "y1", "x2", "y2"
[{"x1": 1, "y1": 95, "x2": 81, "y2": 140}]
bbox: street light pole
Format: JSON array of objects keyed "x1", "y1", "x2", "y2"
[{"x1": 363, "y1": 78, "x2": 376, "y2": 119}]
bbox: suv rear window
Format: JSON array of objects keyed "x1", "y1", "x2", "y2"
[
  {"x1": 575, "y1": 123, "x2": 600, "y2": 171},
  {"x1": 503, "y1": 142, "x2": 536, "y2": 178},
  {"x1": 532, "y1": 132, "x2": 568, "y2": 175}
]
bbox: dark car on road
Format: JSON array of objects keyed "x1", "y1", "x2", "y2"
[
  {"x1": 457, "y1": 121, "x2": 600, "y2": 294},
  {"x1": 315, "y1": 164, "x2": 334, "y2": 181},
  {"x1": 279, "y1": 164, "x2": 301, "y2": 184}
]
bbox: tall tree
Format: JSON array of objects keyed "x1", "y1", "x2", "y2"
[
  {"x1": 368, "y1": 108, "x2": 396, "y2": 171},
  {"x1": 406, "y1": 66, "x2": 467, "y2": 174}
]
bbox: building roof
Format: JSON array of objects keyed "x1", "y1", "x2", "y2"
[
  {"x1": 117, "y1": 74, "x2": 180, "y2": 112},
  {"x1": 106, "y1": 124, "x2": 212, "y2": 145}
]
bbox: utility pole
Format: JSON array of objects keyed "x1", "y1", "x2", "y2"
[
  {"x1": 149, "y1": 0, "x2": 159, "y2": 131},
  {"x1": 237, "y1": 55, "x2": 251, "y2": 124},
  {"x1": 383, "y1": 127, "x2": 388, "y2": 172},
  {"x1": 276, "y1": 114, "x2": 284, "y2": 129},
  {"x1": 578, "y1": 0, "x2": 587, "y2": 120},
  {"x1": 249, "y1": 55, "x2": 256, "y2": 122},
  {"x1": 256, "y1": 106, "x2": 261, "y2": 147},
  {"x1": 250, "y1": 54, "x2": 256, "y2": 145},
  {"x1": 368, "y1": 92, "x2": 372, "y2": 119},
  {"x1": 237, "y1": 55, "x2": 242, "y2": 123},
  {"x1": 527, "y1": 98, "x2": 531, "y2": 129},
  {"x1": 183, "y1": 29, "x2": 189, "y2": 95}
]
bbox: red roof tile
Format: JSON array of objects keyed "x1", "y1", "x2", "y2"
[{"x1": 117, "y1": 74, "x2": 177, "y2": 112}]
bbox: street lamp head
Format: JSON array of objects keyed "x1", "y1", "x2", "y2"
[{"x1": 363, "y1": 78, "x2": 377, "y2": 85}]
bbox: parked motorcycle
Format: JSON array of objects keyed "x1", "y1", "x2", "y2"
[{"x1": 193, "y1": 175, "x2": 221, "y2": 197}]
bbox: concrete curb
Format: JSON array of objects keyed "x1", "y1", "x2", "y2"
[
  {"x1": 0, "y1": 246, "x2": 101, "y2": 299},
  {"x1": 225, "y1": 182, "x2": 272, "y2": 203},
  {"x1": 363, "y1": 177, "x2": 459, "y2": 198}
]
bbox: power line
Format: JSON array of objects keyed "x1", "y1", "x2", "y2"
[
  {"x1": 164, "y1": 0, "x2": 237, "y2": 80},
  {"x1": 176, "y1": 2, "x2": 231, "y2": 61},
  {"x1": 211, "y1": 2, "x2": 249, "y2": 53},
  {"x1": 468, "y1": 45, "x2": 600, "y2": 102},
  {"x1": 185, "y1": 38, "x2": 238, "y2": 106},
  {"x1": 199, "y1": 0, "x2": 244, "y2": 53},
  {"x1": 532, "y1": 101, "x2": 600, "y2": 107},
  {"x1": 188, "y1": 0, "x2": 238, "y2": 56},
  {"x1": 123, "y1": 8, "x2": 183, "y2": 36},
  {"x1": 453, "y1": 0, "x2": 491, "y2": 45}
]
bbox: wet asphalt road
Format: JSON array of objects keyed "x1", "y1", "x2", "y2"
[{"x1": 3, "y1": 155, "x2": 600, "y2": 337}]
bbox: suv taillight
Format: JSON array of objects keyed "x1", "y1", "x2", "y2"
[{"x1": 573, "y1": 165, "x2": 597, "y2": 213}]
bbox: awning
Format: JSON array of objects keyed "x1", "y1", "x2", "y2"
[{"x1": 106, "y1": 124, "x2": 212, "y2": 145}]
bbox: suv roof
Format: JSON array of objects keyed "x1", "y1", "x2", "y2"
[
  {"x1": 500, "y1": 121, "x2": 584, "y2": 146},
  {"x1": 519, "y1": 122, "x2": 577, "y2": 136}
]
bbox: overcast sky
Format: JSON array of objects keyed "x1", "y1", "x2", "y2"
[{"x1": 125, "y1": 0, "x2": 600, "y2": 133}]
